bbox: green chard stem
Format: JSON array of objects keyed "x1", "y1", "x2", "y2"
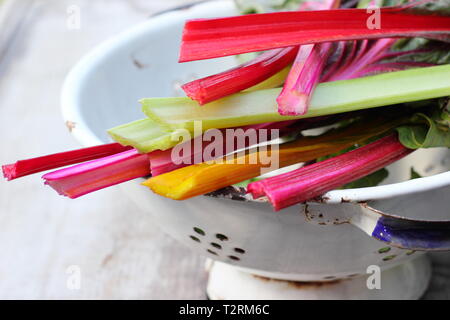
[
  {"x1": 141, "y1": 65, "x2": 450, "y2": 132},
  {"x1": 107, "y1": 118, "x2": 178, "y2": 153}
]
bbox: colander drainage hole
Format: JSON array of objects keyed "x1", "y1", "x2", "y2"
[
  {"x1": 210, "y1": 242, "x2": 222, "y2": 249},
  {"x1": 193, "y1": 227, "x2": 206, "y2": 236},
  {"x1": 382, "y1": 255, "x2": 397, "y2": 261},
  {"x1": 378, "y1": 247, "x2": 391, "y2": 254},
  {"x1": 189, "y1": 235, "x2": 201, "y2": 243},
  {"x1": 234, "y1": 248, "x2": 245, "y2": 254},
  {"x1": 228, "y1": 255, "x2": 240, "y2": 261},
  {"x1": 215, "y1": 233, "x2": 228, "y2": 241},
  {"x1": 207, "y1": 249, "x2": 218, "y2": 256}
]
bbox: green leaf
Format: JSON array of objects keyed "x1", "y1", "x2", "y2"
[
  {"x1": 342, "y1": 168, "x2": 389, "y2": 189},
  {"x1": 391, "y1": 39, "x2": 450, "y2": 65},
  {"x1": 396, "y1": 100, "x2": 450, "y2": 149},
  {"x1": 408, "y1": 0, "x2": 450, "y2": 16},
  {"x1": 381, "y1": 0, "x2": 450, "y2": 15},
  {"x1": 410, "y1": 167, "x2": 422, "y2": 179},
  {"x1": 234, "y1": 0, "x2": 302, "y2": 14},
  {"x1": 437, "y1": 97, "x2": 450, "y2": 127},
  {"x1": 358, "y1": 0, "x2": 384, "y2": 8},
  {"x1": 392, "y1": 37, "x2": 429, "y2": 51},
  {"x1": 233, "y1": 177, "x2": 261, "y2": 188}
]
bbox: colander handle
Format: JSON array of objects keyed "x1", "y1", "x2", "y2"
[{"x1": 349, "y1": 204, "x2": 450, "y2": 251}]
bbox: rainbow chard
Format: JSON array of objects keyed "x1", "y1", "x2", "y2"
[
  {"x1": 323, "y1": 38, "x2": 397, "y2": 81},
  {"x1": 182, "y1": 47, "x2": 298, "y2": 105},
  {"x1": 36, "y1": 121, "x2": 300, "y2": 196},
  {"x1": 148, "y1": 116, "x2": 344, "y2": 176},
  {"x1": 107, "y1": 118, "x2": 178, "y2": 154},
  {"x1": 277, "y1": 42, "x2": 334, "y2": 115},
  {"x1": 321, "y1": 37, "x2": 438, "y2": 82},
  {"x1": 276, "y1": 0, "x2": 340, "y2": 115},
  {"x1": 142, "y1": 116, "x2": 402, "y2": 200},
  {"x1": 43, "y1": 149, "x2": 150, "y2": 199},
  {"x1": 247, "y1": 134, "x2": 413, "y2": 211},
  {"x1": 2, "y1": 143, "x2": 131, "y2": 181},
  {"x1": 247, "y1": 99, "x2": 450, "y2": 211},
  {"x1": 358, "y1": 61, "x2": 435, "y2": 75},
  {"x1": 179, "y1": 7, "x2": 450, "y2": 62},
  {"x1": 182, "y1": 0, "x2": 341, "y2": 106},
  {"x1": 148, "y1": 120, "x2": 297, "y2": 176}
]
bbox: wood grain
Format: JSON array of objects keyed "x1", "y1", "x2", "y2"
[{"x1": 0, "y1": 0, "x2": 207, "y2": 300}]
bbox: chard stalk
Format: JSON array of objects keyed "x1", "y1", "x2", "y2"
[
  {"x1": 141, "y1": 65, "x2": 450, "y2": 131},
  {"x1": 182, "y1": 47, "x2": 298, "y2": 105},
  {"x1": 248, "y1": 134, "x2": 413, "y2": 211},
  {"x1": 179, "y1": 7, "x2": 450, "y2": 62},
  {"x1": 276, "y1": 0, "x2": 340, "y2": 115},
  {"x1": 142, "y1": 117, "x2": 402, "y2": 200},
  {"x1": 2, "y1": 143, "x2": 131, "y2": 181},
  {"x1": 107, "y1": 118, "x2": 180, "y2": 153},
  {"x1": 43, "y1": 149, "x2": 150, "y2": 199},
  {"x1": 277, "y1": 42, "x2": 334, "y2": 115}
]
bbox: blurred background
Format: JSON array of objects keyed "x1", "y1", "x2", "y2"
[{"x1": 0, "y1": 0, "x2": 448, "y2": 299}]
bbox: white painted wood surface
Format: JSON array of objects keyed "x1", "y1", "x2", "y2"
[
  {"x1": 0, "y1": 0, "x2": 207, "y2": 300},
  {"x1": 0, "y1": 0, "x2": 448, "y2": 299}
]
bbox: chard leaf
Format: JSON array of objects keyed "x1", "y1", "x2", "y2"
[
  {"x1": 233, "y1": 177, "x2": 261, "y2": 188},
  {"x1": 358, "y1": 0, "x2": 383, "y2": 7},
  {"x1": 408, "y1": 0, "x2": 450, "y2": 16},
  {"x1": 342, "y1": 168, "x2": 389, "y2": 189},
  {"x1": 396, "y1": 101, "x2": 450, "y2": 149},
  {"x1": 384, "y1": 0, "x2": 450, "y2": 15},
  {"x1": 391, "y1": 39, "x2": 450, "y2": 65},
  {"x1": 437, "y1": 97, "x2": 450, "y2": 127},
  {"x1": 392, "y1": 37, "x2": 429, "y2": 51},
  {"x1": 235, "y1": 0, "x2": 303, "y2": 13},
  {"x1": 410, "y1": 167, "x2": 422, "y2": 179},
  {"x1": 235, "y1": 0, "x2": 356, "y2": 13},
  {"x1": 409, "y1": 49, "x2": 450, "y2": 65}
]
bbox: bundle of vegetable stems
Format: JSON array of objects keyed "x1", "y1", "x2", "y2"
[{"x1": 3, "y1": 0, "x2": 450, "y2": 211}]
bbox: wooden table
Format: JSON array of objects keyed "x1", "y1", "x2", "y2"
[{"x1": 0, "y1": 0, "x2": 448, "y2": 299}]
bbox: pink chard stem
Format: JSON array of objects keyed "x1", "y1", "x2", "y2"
[
  {"x1": 181, "y1": 0, "x2": 341, "y2": 105},
  {"x1": 43, "y1": 149, "x2": 150, "y2": 199},
  {"x1": 320, "y1": 41, "x2": 347, "y2": 82},
  {"x1": 2, "y1": 142, "x2": 131, "y2": 181},
  {"x1": 327, "y1": 38, "x2": 397, "y2": 81},
  {"x1": 247, "y1": 134, "x2": 414, "y2": 211},
  {"x1": 276, "y1": 0, "x2": 341, "y2": 116},
  {"x1": 277, "y1": 42, "x2": 334, "y2": 115}
]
